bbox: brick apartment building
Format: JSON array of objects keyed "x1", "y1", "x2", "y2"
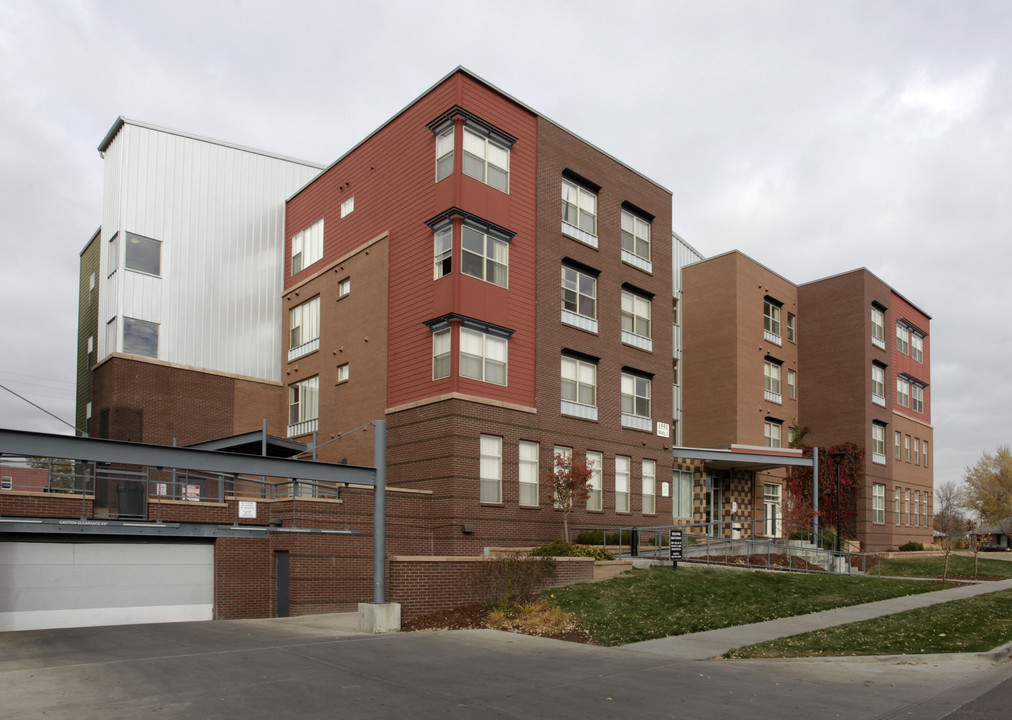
[{"x1": 683, "y1": 252, "x2": 933, "y2": 551}]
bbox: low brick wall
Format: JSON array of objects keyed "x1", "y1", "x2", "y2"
[{"x1": 388, "y1": 555, "x2": 595, "y2": 621}]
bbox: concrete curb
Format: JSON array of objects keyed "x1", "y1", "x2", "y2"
[{"x1": 719, "y1": 640, "x2": 1012, "y2": 665}]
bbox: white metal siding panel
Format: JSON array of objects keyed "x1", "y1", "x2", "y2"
[
  {"x1": 99, "y1": 122, "x2": 320, "y2": 380},
  {"x1": 0, "y1": 541, "x2": 213, "y2": 631}
]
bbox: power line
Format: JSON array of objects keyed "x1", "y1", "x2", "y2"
[{"x1": 0, "y1": 382, "x2": 80, "y2": 434}]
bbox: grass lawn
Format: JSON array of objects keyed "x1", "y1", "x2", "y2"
[
  {"x1": 877, "y1": 554, "x2": 1012, "y2": 579},
  {"x1": 725, "y1": 589, "x2": 1012, "y2": 658},
  {"x1": 548, "y1": 566, "x2": 941, "y2": 646}
]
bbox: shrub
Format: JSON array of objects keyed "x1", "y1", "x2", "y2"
[
  {"x1": 531, "y1": 540, "x2": 615, "y2": 561},
  {"x1": 575, "y1": 529, "x2": 626, "y2": 545},
  {"x1": 899, "y1": 541, "x2": 926, "y2": 552},
  {"x1": 466, "y1": 552, "x2": 557, "y2": 611}
]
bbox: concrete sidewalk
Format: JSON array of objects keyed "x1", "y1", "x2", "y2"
[{"x1": 624, "y1": 577, "x2": 1012, "y2": 660}]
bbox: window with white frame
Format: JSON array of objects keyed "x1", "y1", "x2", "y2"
[
  {"x1": 480, "y1": 434, "x2": 502, "y2": 503},
  {"x1": 673, "y1": 470, "x2": 693, "y2": 519},
  {"x1": 0, "y1": 476, "x2": 11, "y2": 491},
  {"x1": 897, "y1": 376, "x2": 910, "y2": 407},
  {"x1": 463, "y1": 126, "x2": 509, "y2": 193},
  {"x1": 905, "y1": 488, "x2": 911, "y2": 525},
  {"x1": 85, "y1": 401, "x2": 92, "y2": 421},
  {"x1": 914, "y1": 490, "x2": 920, "y2": 526},
  {"x1": 896, "y1": 323, "x2": 910, "y2": 354},
  {"x1": 913, "y1": 438, "x2": 920, "y2": 465},
  {"x1": 615, "y1": 455, "x2": 631, "y2": 512},
  {"x1": 923, "y1": 441, "x2": 929, "y2": 467},
  {"x1": 586, "y1": 450, "x2": 603, "y2": 511},
  {"x1": 289, "y1": 296, "x2": 320, "y2": 360},
  {"x1": 871, "y1": 304, "x2": 885, "y2": 348},
  {"x1": 911, "y1": 333, "x2": 924, "y2": 362},
  {"x1": 763, "y1": 359, "x2": 782, "y2": 403},
  {"x1": 338, "y1": 278, "x2": 350, "y2": 297},
  {"x1": 125, "y1": 233, "x2": 161, "y2": 276},
  {"x1": 872, "y1": 422, "x2": 887, "y2": 464},
  {"x1": 621, "y1": 289, "x2": 652, "y2": 350},
  {"x1": 895, "y1": 431, "x2": 902, "y2": 460},
  {"x1": 873, "y1": 483, "x2": 885, "y2": 524},
  {"x1": 764, "y1": 419, "x2": 782, "y2": 448},
  {"x1": 519, "y1": 440, "x2": 539, "y2": 507},
  {"x1": 123, "y1": 317, "x2": 158, "y2": 358},
  {"x1": 86, "y1": 335, "x2": 93, "y2": 355},
  {"x1": 895, "y1": 487, "x2": 901, "y2": 525},
  {"x1": 341, "y1": 196, "x2": 354, "y2": 218},
  {"x1": 435, "y1": 125, "x2": 454, "y2": 182},
  {"x1": 642, "y1": 459, "x2": 656, "y2": 514},
  {"x1": 460, "y1": 327, "x2": 507, "y2": 385},
  {"x1": 620, "y1": 210, "x2": 651, "y2": 270},
  {"x1": 787, "y1": 369, "x2": 797, "y2": 399},
  {"x1": 904, "y1": 434, "x2": 911, "y2": 461},
  {"x1": 434, "y1": 225, "x2": 452, "y2": 279},
  {"x1": 561, "y1": 178, "x2": 597, "y2": 237},
  {"x1": 336, "y1": 363, "x2": 349, "y2": 383},
  {"x1": 764, "y1": 299, "x2": 782, "y2": 344},
  {"x1": 292, "y1": 218, "x2": 324, "y2": 275},
  {"x1": 621, "y1": 372, "x2": 652, "y2": 430},
  {"x1": 288, "y1": 375, "x2": 319, "y2": 437},
  {"x1": 461, "y1": 223, "x2": 508, "y2": 287},
  {"x1": 872, "y1": 363, "x2": 886, "y2": 405},
  {"x1": 787, "y1": 312, "x2": 796, "y2": 342},
  {"x1": 561, "y1": 355, "x2": 597, "y2": 420},
  {"x1": 911, "y1": 383, "x2": 924, "y2": 413},
  {"x1": 923, "y1": 493, "x2": 928, "y2": 524},
  {"x1": 432, "y1": 328, "x2": 451, "y2": 380},
  {"x1": 561, "y1": 265, "x2": 597, "y2": 331},
  {"x1": 764, "y1": 483, "x2": 782, "y2": 537}
]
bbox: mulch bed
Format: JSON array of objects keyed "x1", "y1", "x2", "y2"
[{"x1": 401, "y1": 604, "x2": 595, "y2": 644}]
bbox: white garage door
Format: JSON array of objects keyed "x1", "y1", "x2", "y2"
[{"x1": 0, "y1": 540, "x2": 214, "y2": 631}]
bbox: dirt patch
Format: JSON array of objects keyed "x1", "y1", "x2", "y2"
[{"x1": 401, "y1": 603, "x2": 596, "y2": 644}]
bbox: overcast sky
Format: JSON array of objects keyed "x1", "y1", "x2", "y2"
[{"x1": 1, "y1": 0, "x2": 1009, "y2": 495}]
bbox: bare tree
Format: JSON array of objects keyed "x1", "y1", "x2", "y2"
[
  {"x1": 935, "y1": 480, "x2": 963, "y2": 581},
  {"x1": 965, "y1": 518, "x2": 984, "y2": 579}
]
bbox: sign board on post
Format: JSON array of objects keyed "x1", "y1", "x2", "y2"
[{"x1": 669, "y1": 529, "x2": 684, "y2": 569}]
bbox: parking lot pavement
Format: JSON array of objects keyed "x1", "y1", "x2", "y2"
[{"x1": 3, "y1": 619, "x2": 1012, "y2": 720}]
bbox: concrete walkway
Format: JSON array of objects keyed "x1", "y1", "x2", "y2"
[{"x1": 625, "y1": 577, "x2": 1012, "y2": 660}]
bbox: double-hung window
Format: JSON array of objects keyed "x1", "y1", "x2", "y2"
[
  {"x1": 518, "y1": 440, "x2": 539, "y2": 507},
  {"x1": 764, "y1": 298, "x2": 782, "y2": 345},
  {"x1": 914, "y1": 438, "x2": 920, "y2": 465},
  {"x1": 463, "y1": 126, "x2": 510, "y2": 193},
  {"x1": 561, "y1": 264, "x2": 597, "y2": 332},
  {"x1": 787, "y1": 369, "x2": 797, "y2": 399},
  {"x1": 480, "y1": 434, "x2": 502, "y2": 503},
  {"x1": 435, "y1": 126, "x2": 454, "y2": 181},
  {"x1": 763, "y1": 359, "x2": 782, "y2": 403},
  {"x1": 552, "y1": 446, "x2": 572, "y2": 508},
  {"x1": 562, "y1": 178, "x2": 598, "y2": 246},
  {"x1": 872, "y1": 422, "x2": 887, "y2": 464},
  {"x1": 787, "y1": 312, "x2": 796, "y2": 342},
  {"x1": 905, "y1": 489, "x2": 911, "y2": 525},
  {"x1": 923, "y1": 441, "x2": 929, "y2": 467},
  {"x1": 288, "y1": 376, "x2": 319, "y2": 437},
  {"x1": 621, "y1": 372, "x2": 652, "y2": 431},
  {"x1": 642, "y1": 459, "x2": 656, "y2": 514},
  {"x1": 433, "y1": 224, "x2": 452, "y2": 279},
  {"x1": 871, "y1": 363, "x2": 886, "y2": 406},
  {"x1": 872, "y1": 483, "x2": 885, "y2": 524},
  {"x1": 764, "y1": 419, "x2": 782, "y2": 448},
  {"x1": 289, "y1": 296, "x2": 320, "y2": 360},
  {"x1": 895, "y1": 488, "x2": 901, "y2": 525},
  {"x1": 561, "y1": 354, "x2": 597, "y2": 420},
  {"x1": 896, "y1": 323, "x2": 910, "y2": 354},
  {"x1": 897, "y1": 376, "x2": 910, "y2": 407},
  {"x1": 460, "y1": 327, "x2": 507, "y2": 385},
  {"x1": 871, "y1": 304, "x2": 886, "y2": 348},
  {"x1": 911, "y1": 384, "x2": 924, "y2": 413},
  {"x1": 292, "y1": 218, "x2": 324, "y2": 275},
  {"x1": 620, "y1": 209, "x2": 651, "y2": 271},
  {"x1": 432, "y1": 328, "x2": 451, "y2": 380},
  {"x1": 586, "y1": 450, "x2": 603, "y2": 511},
  {"x1": 621, "y1": 289, "x2": 652, "y2": 351},
  {"x1": 462, "y1": 222, "x2": 508, "y2": 288},
  {"x1": 911, "y1": 333, "x2": 924, "y2": 362},
  {"x1": 895, "y1": 431, "x2": 902, "y2": 460},
  {"x1": 615, "y1": 456, "x2": 631, "y2": 512},
  {"x1": 905, "y1": 434, "x2": 911, "y2": 461}
]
